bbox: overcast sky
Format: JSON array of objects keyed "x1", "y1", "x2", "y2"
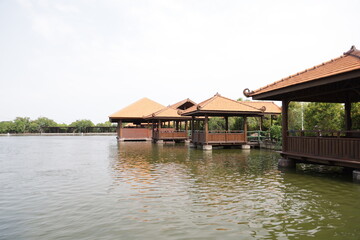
[{"x1": 1, "y1": 0, "x2": 359, "y2": 124}]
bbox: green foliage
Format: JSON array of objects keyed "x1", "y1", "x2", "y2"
[
  {"x1": 304, "y1": 102, "x2": 344, "y2": 130},
  {"x1": 69, "y1": 119, "x2": 95, "y2": 132},
  {"x1": 352, "y1": 103, "x2": 360, "y2": 130},
  {"x1": 13, "y1": 117, "x2": 31, "y2": 133},
  {"x1": 0, "y1": 121, "x2": 15, "y2": 133},
  {"x1": 288, "y1": 102, "x2": 305, "y2": 130},
  {"x1": 270, "y1": 124, "x2": 282, "y2": 141},
  {"x1": 96, "y1": 121, "x2": 114, "y2": 127},
  {"x1": 208, "y1": 117, "x2": 225, "y2": 131}
]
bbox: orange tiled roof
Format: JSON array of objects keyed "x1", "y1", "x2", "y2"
[
  {"x1": 170, "y1": 98, "x2": 196, "y2": 110},
  {"x1": 242, "y1": 101, "x2": 281, "y2": 114},
  {"x1": 182, "y1": 93, "x2": 262, "y2": 115},
  {"x1": 144, "y1": 106, "x2": 191, "y2": 119},
  {"x1": 246, "y1": 46, "x2": 360, "y2": 97},
  {"x1": 109, "y1": 97, "x2": 165, "y2": 119}
]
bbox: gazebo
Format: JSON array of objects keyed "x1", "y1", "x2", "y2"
[
  {"x1": 109, "y1": 98, "x2": 165, "y2": 141},
  {"x1": 144, "y1": 105, "x2": 192, "y2": 143},
  {"x1": 244, "y1": 46, "x2": 360, "y2": 172},
  {"x1": 181, "y1": 93, "x2": 265, "y2": 150}
]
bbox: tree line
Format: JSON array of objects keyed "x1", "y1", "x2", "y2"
[{"x1": 0, "y1": 117, "x2": 116, "y2": 134}]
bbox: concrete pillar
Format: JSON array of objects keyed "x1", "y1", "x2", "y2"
[
  {"x1": 242, "y1": 144, "x2": 251, "y2": 150},
  {"x1": 156, "y1": 140, "x2": 164, "y2": 144},
  {"x1": 202, "y1": 144, "x2": 212, "y2": 151},
  {"x1": 353, "y1": 170, "x2": 360, "y2": 183},
  {"x1": 278, "y1": 158, "x2": 296, "y2": 168},
  {"x1": 184, "y1": 139, "x2": 190, "y2": 145}
]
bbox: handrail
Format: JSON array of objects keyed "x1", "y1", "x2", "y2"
[{"x1": 288, "y1": 130, "x2": 360, "y2": 138}]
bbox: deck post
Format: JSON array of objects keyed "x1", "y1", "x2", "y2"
[
  {"x1": 243, "y1": 117, "x2": 247, "y2": 142},
  {"x1": 282, "y1": 100, "x2": 289, "y2": 152},
  {"x1": 191, "y1": 117, "x2": 195, "y2": 143},
  {"x1": 204, "y1": 114, "x2": 209, "y2": 145},
  {"x1": 225, "y1": 116, "x2": 229, "y2": 131},
  {"x1": 345, "y1": 100, "x2": 352, "y2": 132}
]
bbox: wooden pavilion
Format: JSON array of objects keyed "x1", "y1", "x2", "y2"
[
  {"x1": 181, "y1": 93, "x2": 267, "y2": 149},
  {"x1": 109, "y1": 98, "x2": 165, "y2": 141},
  {"x1": 244, "y1": 46, "x2": 360, "y2": 170},
  {"x1": 144, "y1": 104, "x2": 193, "y2": 143}
]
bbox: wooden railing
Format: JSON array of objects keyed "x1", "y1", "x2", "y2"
[
  {"x1": 287, "y1": 130, "x2": 360, "y2": 161},
  {"x1": 153, "y1": 130, "x2": 188, "y2": 140},
  {"x1": 192, "y1": 130, "x2": 245, "y2": 145}
]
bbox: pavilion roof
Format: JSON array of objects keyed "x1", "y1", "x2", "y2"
[
  {"x1": 245, "y1": 46, "x2": 360, "y2": 100},
  {"x1": 242, "y1": 101, "x2": 281, "y2": 115},
  {"x1": 181, "y1": 93, "x2": 263, "y2": 116},
  {"x1": 144, "y1": 106, "x2": 191, "y2": 120},
  {"x1": 109, "y1": 97, "x2": 165, "y2": 122},
  {"x1": 170, "y1": 98, "x2": 196, "y2": 110}
]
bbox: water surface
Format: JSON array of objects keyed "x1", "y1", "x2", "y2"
[{"x1": 0, "y1": 136, "x2": 359, "y2": 239}]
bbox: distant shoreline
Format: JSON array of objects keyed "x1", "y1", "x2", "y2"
[{"x1": 0, "y1": 133, "x2": 116, "y2": 137}]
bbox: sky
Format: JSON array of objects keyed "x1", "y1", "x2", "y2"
[{"x1": 1, "y1": 0, "x2": 360, "y2": 124}]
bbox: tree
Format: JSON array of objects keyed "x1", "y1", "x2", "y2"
[
  {"x1": 304, "y1": 102, "x2": 343, "y2": 131},
  {"x1": 96, "y1": 121, "x2": 114, "y2": 127},
  {"x1": 0, "y1": 121, "x2": 15, "y2": 134},
  {"x1": 69, "y1": 119, "x2": 95, "y2": 132},
  {"x1": 32, "y1": 117, "x2": 58, "y2": 133},
  {"x1": 352, "y1": 102, "x2": 360, "y2": 130},
  {"x1": 13, "y1": 117, "x2": 31, "y2": 133},
  {"x1": 288, "y1": 102, "x2": 305, "y2": 130}
]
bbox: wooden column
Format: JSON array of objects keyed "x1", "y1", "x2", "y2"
[
  {"x1": 243, "y1": 117, "x2": 247, "y2": 142},
  {"x1": 345, "y1": 100, "x2": 352, "y2": 131},
  {"x1": 191, "y1": 116, "x2": 195, "y2": 142},
  {"x1": 204, "y1": 114, "x2": 209, "y2": 144},
  {"x1": 260, "y1": 117, "x2": 263, "y2": 131},
  {"x1": 117, "y1": 120, "x2": 123, "y2": 139},
  {"x1": 282, "y1": 100, "x2": 289, "y2": 152},
  {"x1": 225, "y1": 116, "x2": 229, "y2": 131}
]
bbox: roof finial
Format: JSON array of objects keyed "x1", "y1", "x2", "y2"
[{"x1": 344, "y1": 45, "x2": 357, "y2": 55}]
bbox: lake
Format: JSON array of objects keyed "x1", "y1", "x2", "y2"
[{"x1": 0, "y1": 136, "x2": 359, "y2": 239}]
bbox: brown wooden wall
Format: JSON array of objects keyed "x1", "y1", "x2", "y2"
[{"x1": 122, "y1": 128, "x2": 152, "y2": 139}]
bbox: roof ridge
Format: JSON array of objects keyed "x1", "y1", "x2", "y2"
[{"x1": 197, "y1": 93, "x2": 219, "y2": 109}]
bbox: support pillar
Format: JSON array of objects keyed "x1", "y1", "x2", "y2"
[
  {"x1": 278, "y1": 158, "x2": 296, "y2": 168},
  {"x1": 225, "y1": 116, "x2": 229, "y2": 132},
  {"x1": 353, "y1": 170, "x2": 360, "y2": 183},
  {"x1": 282, "y1": 100, "x2": 289, "y2": 152},
  {"x1": 204, "y1": 114, "x2": 209, "y2": 145},
  {"x1": 243, "y1": 116, "x2": 247, "y2": 142},
  {"x1": 202, "y1": 145, "x2": 212, "y2": 151},
  {"x1": 117, "y1": 120, "x2": 124, "y2": 141},
  {"x1": 191, "y1": 116, "x2": 195, "y2": 142},
  {"x1": 345, "y1": 100, "x2": 352, "y2": 132}
]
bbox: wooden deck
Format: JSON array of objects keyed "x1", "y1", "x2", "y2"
[
  {"x1": 192, "y1": 130, "x2": 246, "y2": 145},
  {"x1": 284, "y1": 130, "x2": 360, "y2": 168}
]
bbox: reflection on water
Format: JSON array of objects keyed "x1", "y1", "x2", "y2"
[{"x1": 1, "y1": 137, "x2": 360, "y2": 240}]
